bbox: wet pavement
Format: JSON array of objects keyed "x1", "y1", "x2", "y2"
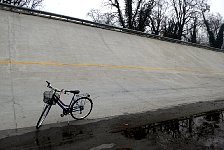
[
  {"x1": 1, "y1": 100, "x2": 224, "y2": 150},
  {"x1": 122, "y1": 110, "x2": 224, "y2": 149}
]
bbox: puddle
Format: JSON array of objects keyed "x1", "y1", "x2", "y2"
[
  {"x1": 89, "y1": 143, "x2": 116, "y2": 150},
  {"x1": 34, "y1": 126, "x2": 93, "y2": 149},
  {"x1": 2, "y1": 108, "x2": 224, "y2": 149},
  {"x1": 122, "y1": 110, "x2": 224, "y2": 149}
]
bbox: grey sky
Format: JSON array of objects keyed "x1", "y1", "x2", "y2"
[
  {"x1": 42, "y1": 0, "x2": 224, "y2": 20},
  {"x1": 42, "y1": 0, "x2": 104, "y2": 19}
]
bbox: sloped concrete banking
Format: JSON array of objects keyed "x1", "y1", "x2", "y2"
[{"x1": 0, "y1": 8, "x2": 224, "y2": 131}]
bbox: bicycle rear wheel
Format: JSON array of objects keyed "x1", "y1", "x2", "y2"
[
  {"x1": 70, "y1": 97, "x2": 93, "y2": 120},
  {"x1": 36, "y1": 104, "x2": 52, "y2": 129}
]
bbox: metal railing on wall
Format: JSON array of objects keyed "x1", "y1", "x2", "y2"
[{"x1": 0, "y1": 3, "x2": 223, "y2": 53}]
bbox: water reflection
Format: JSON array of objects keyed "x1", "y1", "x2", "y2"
[
  {"x1": 1, "y1": 110, "x2": 224, "y2": 149},
  {"x1": 122, "y1": 111, "x2": 224, "y2": 148},
  {"x1": 34, "y1": 126, "x2": 90, "y2": 149}
]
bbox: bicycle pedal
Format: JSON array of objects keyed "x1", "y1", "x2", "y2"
[{"x1": 60, "y1": 114, "x2": 64, "y2": 117}]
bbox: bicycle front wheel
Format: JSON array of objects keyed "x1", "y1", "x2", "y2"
[
  {"x1": 36, "y1": 104, "x2": 51, "y2": 129},
  {"x1": 70, "y1": 97, "x2": 93, "y2": 120}
]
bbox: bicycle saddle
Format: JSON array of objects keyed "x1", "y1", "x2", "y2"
[{"x1": 66, "y1": 90, "x2": 80, "y2": 95}]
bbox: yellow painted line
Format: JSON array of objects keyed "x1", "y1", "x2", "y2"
[
  {"x1": 0, "y1": 60, "x2": 10, "y2": 64},
  {"x1": 0, "y1": 60, "x2": 223, "y2": 74}
]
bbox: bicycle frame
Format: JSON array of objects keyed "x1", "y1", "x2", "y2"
[
  {"x1": 36, "y1": 81, "x2": 93, "y2": 129},
  {"x1": 52, "y1": 93, "x2": 74, "y2": 113}
]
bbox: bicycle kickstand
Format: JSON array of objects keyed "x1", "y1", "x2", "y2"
[{"x1": 67, "y1": 116, "x2": 70, "y2": 126}]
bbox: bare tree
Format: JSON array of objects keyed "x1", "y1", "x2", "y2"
[
  {"x1": 104, "y1": 0, "x2": 155, "y2": 32},
  {"x1": 148, "y1": 0, "x2": 168, "y2": 35},
  {"x1": 161, "y1": 0, "x2": 211, "y2": 43},
  {"x1": 162, "y1": 17, "x2": 179, "y2": 39},
  {"x1": 87, "y1": 9, "x2": 117, "y2": 25},
  {"x1": 87, "y1": 0, "x2": 223, "y2": 48},
  {"x1": 202, "y1": 11, "x2": 224, "y2": 48},
  {"x1": 186, "y1": 17, "x2": 198, "y2": 43},
  {"x1": 0, "y1": 0, "x2": 44, "y2": 9},
  {"x1": 165, "y1": 0, "x2": 197, "y2": 40},
  {"x1": 185, "y1": 12, "x2": 205, "y2": 44},
  {"x1": 184, "y1": 0, "x2": 210, "y2": 44}
]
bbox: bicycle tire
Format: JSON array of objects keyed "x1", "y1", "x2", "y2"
[
  {"x1": 70, "y1": 97, "x2": 93, "y2": 120},
  {"x1": 36, "y1": 104, "x2": 52, "y2": 129}
]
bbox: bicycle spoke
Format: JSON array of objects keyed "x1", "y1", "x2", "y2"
[{"x1": 70, "y1": 97, "x2": 93, "y2": 120}]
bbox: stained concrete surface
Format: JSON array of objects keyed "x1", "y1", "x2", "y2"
[{"x1": 0, "y1": 6, "x2": 224, "y2": 132}]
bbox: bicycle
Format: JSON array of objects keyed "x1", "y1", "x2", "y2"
[{"x1": 36, "y1": 81, "x2": 93, "y2": 129}]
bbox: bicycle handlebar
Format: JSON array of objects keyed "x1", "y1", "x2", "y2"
[
  {"x1": 46, "y1": 81, "x2": 60, "y2": 92},
  {"x1": 46, "y1": 81, "x2": 80, "y2": 95}
]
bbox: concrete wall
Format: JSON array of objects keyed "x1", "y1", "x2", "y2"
[{"x1": 0, "y1": 9, "x2": 224, "y2": 131}]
